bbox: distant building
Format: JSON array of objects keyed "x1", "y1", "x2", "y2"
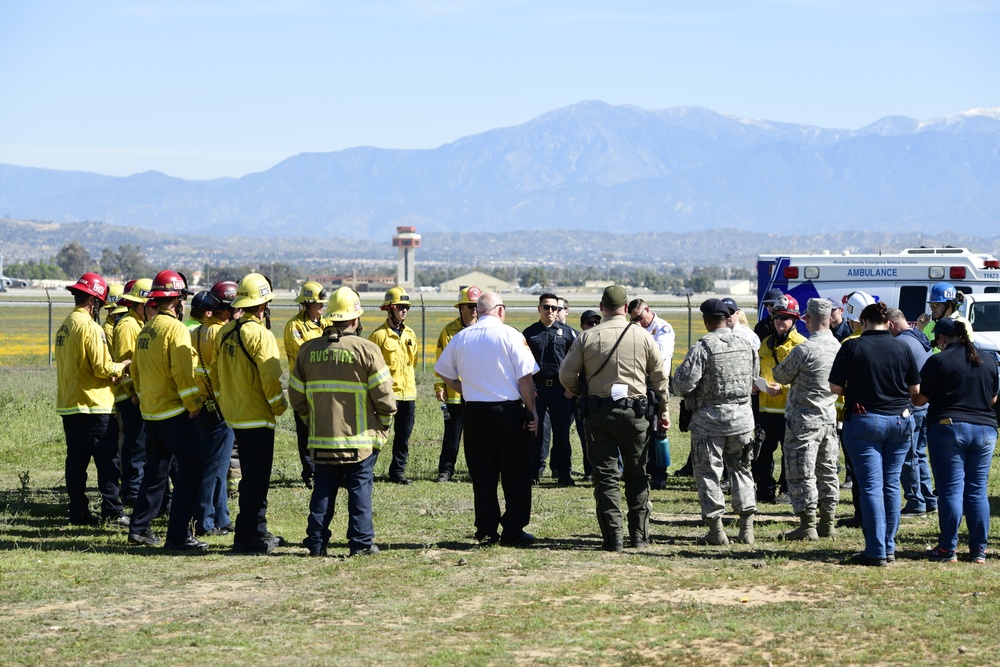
[
  {"x1": 308, "y1": 274, "x2": 396, "y2": 293},
  {"x1": 713, "y1": 279, "x2": 752, "y2": 296},
  {"x1": 439, "y1": 271, "x2": 515, "y2": 294},
  {"x1": 393, "y1": 226, "x2": 421, "y2": 288}
]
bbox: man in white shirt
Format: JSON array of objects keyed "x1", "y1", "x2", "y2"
[
  {"x1": 435, "y1": 292, "x2": 540, "y2": 547},
  {"x1": 628, "y1": 299, "x2": 675, "y2": 489}
]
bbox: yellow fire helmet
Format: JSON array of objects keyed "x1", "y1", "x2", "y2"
[
  {"x1": 454, "y1": 285, "x2": 482, "y2": 308},
  {"x1": 232, "y1": 273, "x2": 273, "y2": 309},
  {"x1": 326, "y1": 286, "x2": 364, "y2": 322},
  {"x1": 102, "y1": 283, "x2": 125, "y2": 310},
  {"x1": 295, "y1": 281, "x2": 328, "y2": 304},
  {"x1": 117, "y1": 278, "x2": 153, "y2": 305},
  {"x1": 381, "y1": 286, "x2": 410, "y2": 310}
]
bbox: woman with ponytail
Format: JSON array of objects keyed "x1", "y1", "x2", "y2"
[
  {"x1": 829, "y1": 302, "x2": 921, "y2": 566},
  {"x1": 913, "y1": 318, "x2": 998, "y2": 564}
]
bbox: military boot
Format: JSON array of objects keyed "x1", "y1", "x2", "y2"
[
  {"x1": 817, "y1": 507, "x2": 837, "y2": 538},
  {"x1": 697, "y1": 516, "x2": 729, "y2": 546},
  {"x1": 736, "y1": 513, "x2": 755, "y2": 546},
  {"x1": 784, "y1": 511, "x2": 819, "y2": 541}
]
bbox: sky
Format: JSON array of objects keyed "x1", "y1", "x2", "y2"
[{"x1": 0, "y1": 0, "x2": 997, "y2": 180}]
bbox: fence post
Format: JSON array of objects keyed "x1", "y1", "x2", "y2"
[
  {"x1": 46, "y1": 289, "x2": 53, "y2": 366},
  {"x1": 419, "y1": 294, "x2": 426, "y2": 371}
]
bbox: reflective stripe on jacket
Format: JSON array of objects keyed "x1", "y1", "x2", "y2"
[
  {"x1": 112, "y1": 310, "x2": 144, "y2": 400},
  {"x1": 132, "y1": 311, "x2": 202, "y2": 421},
  {"x1": 54, "y1": 307, "x2": 125, "y2": 415},
  {"x1": 283, "y1": 310, "x2": 327, "y2": 367},
  {"x1": 758, "y1": 329, "x2": 806, "y2": 414},
  {"x1": 368, "y1": 321, "x2": 418, "y2": 401},
  {"x1": 212, "y1": 313, "x2": 287, "y2": 429},
  {"x1": 289, "y1": 331, "x2": 397, "y2": 455},
  {"x1": 434, "y1": 317, "x2": 466, "y2": 404}
]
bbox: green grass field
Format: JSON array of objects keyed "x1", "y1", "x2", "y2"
[{"x1": 1, "y1": 365, "x2": 999, "y2": 666}]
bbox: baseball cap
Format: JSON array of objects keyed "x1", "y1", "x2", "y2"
[
  {"x1": 763, "y1": 288, "x2": 784, "y2": 305},
  {"x1": 700, "y1": 298, "x2": 731, "y2": 317},
  {"x1": 721, "y1": 297, "x2": 739, "y2": 315},
  {"x1": 601, "y1": 285, "x2": 628, "y2": 309},
  {"x1": 580, "y1": 309, "x2": 601, "y2": 327}
]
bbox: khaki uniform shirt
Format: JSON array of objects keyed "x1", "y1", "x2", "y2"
[{"x1": 558, "y1": 314, "x2": 669, "y2": 420}]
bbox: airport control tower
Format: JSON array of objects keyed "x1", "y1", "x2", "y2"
[{"x1": 392, "y1": 225, "x2": 421, "y2": 288}]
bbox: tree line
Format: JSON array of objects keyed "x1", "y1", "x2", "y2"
[{"x1": 6, "y1": 241, "x2": 754, "y2": 293}]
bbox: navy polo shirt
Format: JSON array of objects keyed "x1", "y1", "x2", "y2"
[
  {"x1": 523, "y1": 321, "x2": 576, "y2": 379},
  {"x1": 829, "y1": 329, "x2": 920, "y2": 415},
  {"x1": 920, "y1": 345, "x2": 999, "y2": 427}
]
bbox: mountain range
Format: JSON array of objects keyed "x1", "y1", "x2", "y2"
[{"x1": 2, "y1": 101, "x2": 998, "y2": 241}]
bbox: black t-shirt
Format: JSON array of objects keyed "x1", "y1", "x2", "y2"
[
  {"x1": 919, "y1": 345, "x2": 999, "y2": 427},
  {"x1": 829, "y1": 329, "x2": 920, "y2": 415}
]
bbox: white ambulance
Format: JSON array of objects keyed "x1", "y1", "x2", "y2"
[{"x1": 756, "y1": 247, "x2": 1000, "y2": 322}]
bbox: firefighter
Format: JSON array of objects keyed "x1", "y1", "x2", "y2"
[
  {"x1": 102, "y1": 283, "x2": 124, "y2": 345},
  {"x1": 284, "y1": 281, "x2": 329, "y2": 488},
  {"x1": 191, "y1": 280, "x2": 239, "y2": 536},
  {"x1": 55, "y1": 272, "x2": 130, "y2": 526},
  {"x1": 127, "y1": 270, "x2": 206, "y2": 553},
  {"x1": 112, "y1": 278, "x2": 154, "y2": 506},
  {"x1": 290, "y1": 287, "x2": 397, "y2": 557},
  {"x1": 433, "y1": 285, "x2": 481, "y2": 482},
  {"x1": 368, "y1": 286, "x2": 418, "y2": 484},
  {"x1": 211, "y1": 272, "x2": 288, "y2": 554}
]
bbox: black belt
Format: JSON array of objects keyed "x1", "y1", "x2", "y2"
[
  {"x1": 587, "y1": 395, "x2": 648, "y2": 414},
  {"x1": 467, "y1": 399, "x2": 521, "y2": 406},
  {"x1": 536, "y1": 377, "x2": 559, "y2": 387}
]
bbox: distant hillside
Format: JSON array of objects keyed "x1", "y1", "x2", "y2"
[
  {"x1": 5, "y1": 218, "x2": 1000, "y2": 275},
  {"x1": 1, "y1": 102, "x2": 998, "y2": 240}
]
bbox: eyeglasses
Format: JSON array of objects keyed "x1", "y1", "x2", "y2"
[{"x1": 541, "y1": 305, "x2": 561, "y2": 312}]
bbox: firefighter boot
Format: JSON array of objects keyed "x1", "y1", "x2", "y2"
[
  {"x1": 737, "y1": 512, "x2": 755, "y2": 546},
  {"x1": 784, "y1": 511, "x2": 819, "y2": 541},
  {"x1": 817, "y1": 507, "x2": 837, "y2": 538},
  {"x1": 697, "y1": 516, "x2": 729, "y2": 546}
]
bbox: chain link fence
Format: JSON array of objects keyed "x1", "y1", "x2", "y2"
[{"x1": 0, "y1": 294, "x2": 757, "y2": 371}]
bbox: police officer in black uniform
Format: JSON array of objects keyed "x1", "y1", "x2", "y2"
[{"x1": 524, "y1": 293, "x2": 578, "y2": 486}]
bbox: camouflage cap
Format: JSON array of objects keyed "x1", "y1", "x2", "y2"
[{"x1": 806, "y1": 298, "x2": 832, "y2": 318}]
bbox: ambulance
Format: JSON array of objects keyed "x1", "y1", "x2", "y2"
[{"x1": 757, "y1": 247, "x2": 1000, "y2": 323}]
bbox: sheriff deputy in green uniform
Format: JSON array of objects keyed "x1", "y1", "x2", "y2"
[{"x1": 559, "y1": 285, "x2": 670, "y2": 552}]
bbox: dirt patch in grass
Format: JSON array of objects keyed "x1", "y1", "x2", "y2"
[{"x1": 541, "y1": 584, "x2": 830, "y2": 607}]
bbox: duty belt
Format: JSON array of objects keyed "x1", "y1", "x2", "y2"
[{"x1": 587, "y1": 395, "x2": 648, "y2": 417}]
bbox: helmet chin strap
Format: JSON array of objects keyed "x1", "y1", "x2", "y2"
[{"x1": 388, "y1": 308, "x2": 402, "y2": 328}]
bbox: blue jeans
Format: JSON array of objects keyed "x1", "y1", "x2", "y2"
[
  {"x1": 926, "y1": 421, "x2": 997, "y2": 556},
  {"x1": 194, "y1": 410, "x2": 234, "y2": 531},
  {"x1": 305, "y1": 453, "x2": 378, "y2": 553},
  {"x1": 842, "y1": 412, "x2": 913, "y2": 559},
  {"x1": 900, "y1": 409, "x2": 936, "y2": 512}
]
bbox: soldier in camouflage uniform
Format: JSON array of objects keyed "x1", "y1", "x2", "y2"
[
  {"x1": 771, "y1": 298, "x2": 842, "y2": 540},
  {"x1": 673, "y1": 299, "x2": 759, "y2": 546}
]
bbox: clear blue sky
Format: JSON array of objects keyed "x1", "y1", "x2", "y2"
[{"x1": 1, "y1": 0, "x2": 996, "y2": 180}]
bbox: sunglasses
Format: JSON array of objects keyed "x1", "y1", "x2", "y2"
[
  {"x1": 393, "y1": 304, "x2": 411, "y2": 310},
  {"x1": 586, "y1": 319, "x2": 601, "y2": 326},
  {"x1": 541, "y1": 305, "x2": 562, "y2": 312},
  {"x1": 460, "y1": 304, "x2": 477, "y2": 310},
  {"x1": 774, "y1": 315, "x2": 797, "y2": 322}
]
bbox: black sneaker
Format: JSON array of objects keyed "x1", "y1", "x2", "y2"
[
  {"x1": 102, "y1": 513, "x2": 130, "y2": 527},
  {"x1": 164, "y1": 537, "x2": 209, "y2": 554},
  {"x1": 435, "y1": 472, "x2": 452, "y2": 483},
  {"x1": 350, "y1": 544, "x2": 380, "y2": 557},
  {"x1": 925, "y1": 546, "x2": 957, "y2": 563},
  {"x1": 499, "y1": 531, "x2": 536, "y2": 548},
  {"x1": 556, "y1": 476, "x2": 576, "y2": 487},
  {"x1": 307, "y1": 541, "x2": 329, "y2": 557},
  {"x1": 260, "y1": 532, "x2": 287, "y2": 548},
  {"x1": 475, "y1": 532, "x2": 500, "y2": 547},
  {"x1": 128, "y1": 530, "x2": 161, "y2": 546},
  {"x1": 69, "y1": 513, "x2": 101, "y2": 526},
  {"x1": 900, "y1": 506, "x2": 927, "y2": 518},
  {"x1": 233, "y1": 539, "x2": 275, "y2": 555},
  {"x1": 842, "y1": 552, "x2": 888, "y2": 567},
  {"x1": 837, "y1": 516, "x2": 863, "y2": 529},
  {"x1": 389, "y1": 476, "x2": 412, "y2": 485},
  {"x1": 650, "y1": 479, "x2": 667, "y2": 491}
]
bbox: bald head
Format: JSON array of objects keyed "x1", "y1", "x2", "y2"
[{"x1": 477, "y1": 292, "x2": 505, "y2": 319}]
